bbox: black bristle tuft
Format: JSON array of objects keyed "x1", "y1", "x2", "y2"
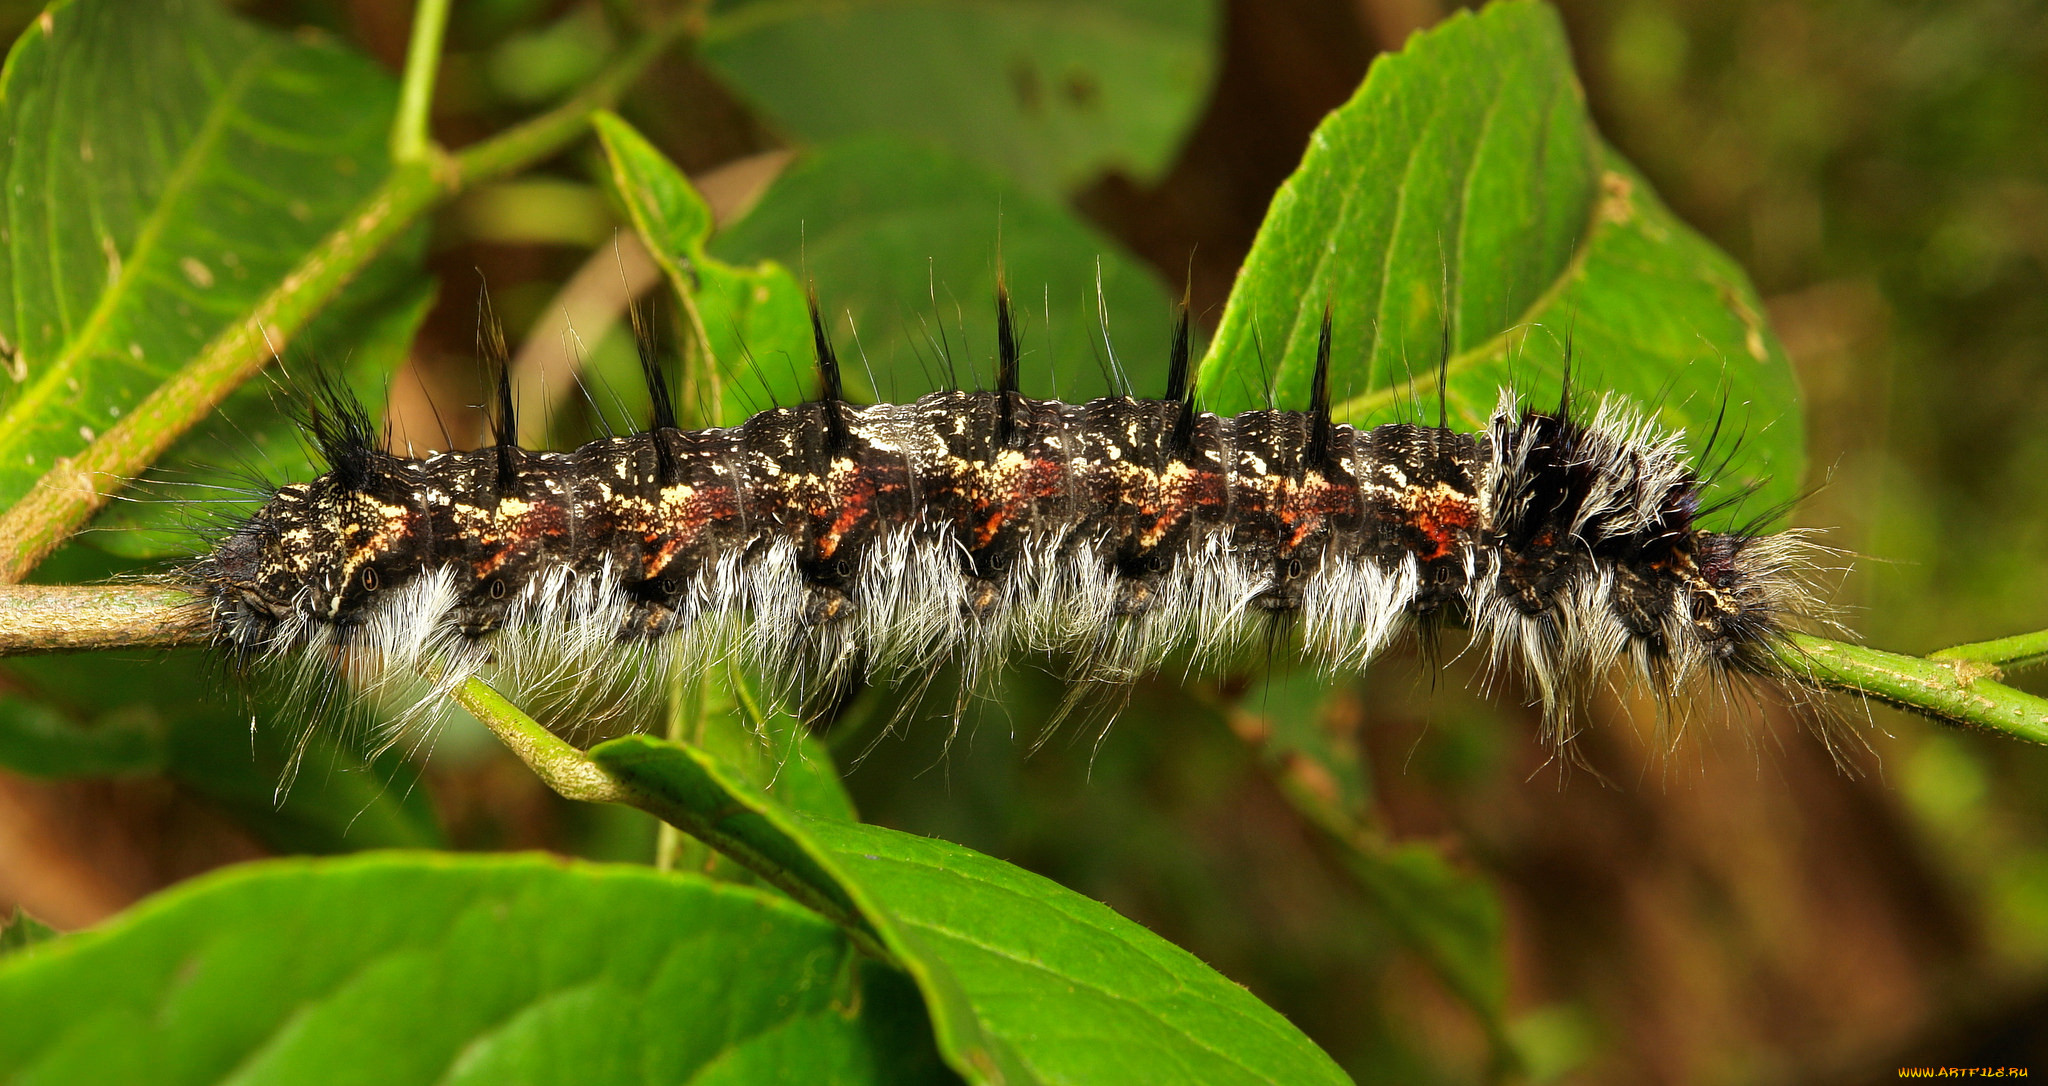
[
  {"x1": 995, "y1": 279, "x2": 1020, "y2": 395},
  {"x1": 808, "y1": 287, "x2": 851, "y2": 449},
  {"x1": 628, "y1": 296, "x2": 681, "y2": 485},
  {"x1": 995, "y1": 279, "x2": 1020, "y2": 446},
  {"x1": 476, "y1": 288, "x2": 518, "y2": 492},
  {"x1": 1164, "y1": 304, "x2": 1191, "y2": 403},
  {"x1": 1167, "y1": 303, "x2": 1197, "y2": 457},
  {"x1": 1305, "y1": 306, "x2": 1334, "y2": 468},
  {"x1": 305, "y1": 368, "x2": 379, "y2": 492},
  {"x1": 1558, "y1": 318, "x2": 1577, "y2": 421},
  {"x1": 1436, "y1": 303, "x2": 1452, "y2": 432},
  {"x1": 630, "y1": 296, "x2": 678, "y2": 434}
]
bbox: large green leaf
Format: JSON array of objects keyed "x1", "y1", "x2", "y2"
[
  {"x1": 702, "y1": 0, "x2": 1221, "y2": 197},
  {"x1": 712, "y1": 135, "x2": 1183, "y2": 407},
  {"x1": 0, "y1": 0, "x2": 400, "y2": 512},
  {"x1": 0, "y1": 854, "x2": 955, "y2": 1085},
  {"x1": 1197, "y1": 0, "x2": 1804, "y2": 521},
  {"x1": 590, "y1": 734, "x2": 1350, "y2": 1086}
]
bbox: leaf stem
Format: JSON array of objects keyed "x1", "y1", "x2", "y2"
[
  {"x1": 1782, "y1": 633, "x2": 2048, "y2": 745},
  {"x1": 1928, "y1": 629, "x2": 2048, "y2": 675},
  {"x1": 450, "y1": 11, "x2": 697, "y2": 185},
  {"x1": 390, "y1": 0, "x2": 455, "y2": 163},
  {"x1": 5, "y1": 583, "x2": 2044, "y2": 750},
  {"x1": 449, "y1": 676, "x2": 631, "y2": 803},
  {"x1": 449, "y1": 674, "x2": 895, "y2": 962},
  {"x1": 0, "y1": 12, "x2": 694, "y2": 585}
]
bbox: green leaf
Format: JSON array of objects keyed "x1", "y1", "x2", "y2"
[
  {"x1": 592, "y1": 111, "x2": 713, "y2": 257},
  {"x1": 590, "y1": 734, "x2": 1351, "y2": 1086},
  {"x1": 0, "y1": 854, "x2": 955, "y2": 1085},
  {"x1": 712, "y1": 135, "x2": 1183, "y2": 406},
  {"x1": 673, "y1": 661, "x2": 857, "y2": 824},
  {"x1": 0, "y1": 0, "x2": 401, "y2": 513},
  {"x1": 84, "y1": 267, "x2": 436, "y2": 559},
  {"x1": 590, "y1": 109, "x2": 809, "y2": 427},
  {"x1": 690, "y1": 259, "x2": 812, "y2": 426},
  {"x1": 806, "y1": 817, "x2": 1355, "y2": 1086},
  {"x1": 1196, "y1": 0, "x2": 1804, "y2": 521},
  {"x1": 0, "y1": 906, "x2": 55, "y2": 955},
  {"x1": 703, "y1": 0, "x2": 1222, "y2": 196}
]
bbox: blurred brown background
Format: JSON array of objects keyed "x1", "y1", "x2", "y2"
[{"x1": 3, "y1": 1, "x2": 2046, "y2": 1082}]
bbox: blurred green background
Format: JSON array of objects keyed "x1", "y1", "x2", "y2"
[{"x1": 0, "y1": 1, "x2": 2044, "y2": 1082}]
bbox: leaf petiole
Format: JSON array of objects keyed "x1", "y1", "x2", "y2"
[{"x1": 390, "y1": 0, "x2": 454, "y2": 163}]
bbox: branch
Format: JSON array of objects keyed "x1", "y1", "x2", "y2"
[
  {"x1": 4, "y1": 584, "x2": 2042, "y2": 747},
  {"x1": 1781, "y1": 633, "x2": 2048, "y2": 745},
  {"x1": 0, "y1": 585, "x2": 205, "y2": 654},
  {"x1": 0, "y1": 11, "x2": 695, "y2": 586},
  {"x1": 1928, "y1": 629, "x2": 2048, "y2": 675},
  {"x1": 450, "y1": 10, "x2": 700, "y2": 186}
]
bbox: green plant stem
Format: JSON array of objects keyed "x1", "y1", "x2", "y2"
[
  {"x1": 449, "y1": 676, "x2": 632, "y2": 803},
  {"x1": 0, "y1": 584, "x2": 202, "y2": 654},
  {"x1": 1929, "y1": 629, "x2": 2048, "y2": 674},
  {"x1": 1783, "y1": 633, "x2": 2048, "y2": 745},
  {"x1": 0, "y1": 11, "x2": 695, "y2": 586},
  {"x1": 390, "y1": 0, "x2": 455, "y2": 162},
  {"x1": 3, "y1": 583, "x2": 2043, "y2": 750}
]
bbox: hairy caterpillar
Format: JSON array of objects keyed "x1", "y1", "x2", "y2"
[{"x1": 187, "y1": 288, "x2": 1829, "y2": 753}]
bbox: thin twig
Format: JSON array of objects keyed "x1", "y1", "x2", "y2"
[
  {"x1": 1782, "y1": 633, "x2": 2048, "y2": 745},
  {"x1": 0, "y1": 584, "x2": 205, "y2": 655},
  {"x1": 1928, "y1": 630, "x2": 2048, "y2": 675},
  {"x1": 390, "y1": 0, "x2": 454, "y2": 163}
]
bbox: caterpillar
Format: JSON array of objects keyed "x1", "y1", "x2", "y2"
[{"x1": 187, "y1": 288, "x2": 1829, "y2": 753}]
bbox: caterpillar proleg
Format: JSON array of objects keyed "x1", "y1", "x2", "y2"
[{"x1": 188, "y1": 292, "x2": 1829, "y2": 755}]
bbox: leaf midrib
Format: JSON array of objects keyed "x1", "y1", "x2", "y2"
[{"x1": 0, "y1": 32, "x2": 278, "y2": 479}]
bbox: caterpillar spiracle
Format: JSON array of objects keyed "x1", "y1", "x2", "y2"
[{"x1": 187, "y1": 289, "x2": 1831, "y2": 754}]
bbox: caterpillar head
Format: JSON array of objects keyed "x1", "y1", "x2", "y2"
[
  {"x1": 1686, "y1": 530, "x2": 1828, "y2": 665},
  {"x1": 196, "y1": 477, "x2": 414, "y2": 653}
]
